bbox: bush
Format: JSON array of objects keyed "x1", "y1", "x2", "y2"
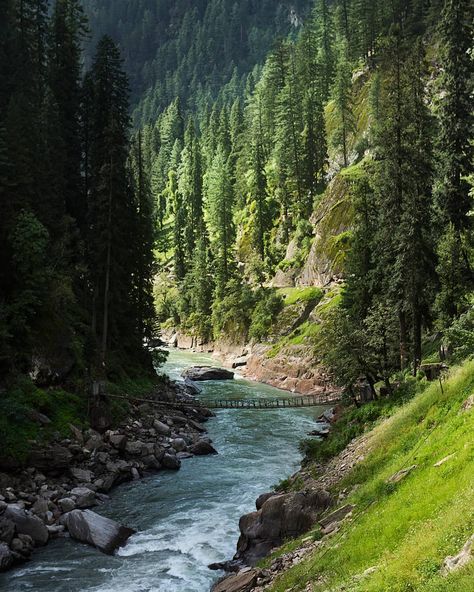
[
  {"x1": 212, "y1": 278, "x2": 255, "y2": 341},
  {"x1": 249, "y1": 289, "x2": 284, "y2": 341},
  {"x1": 444, "y1": 307, "x2": 474, "y2": 361}
]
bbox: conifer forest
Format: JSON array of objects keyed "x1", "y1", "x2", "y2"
[{"x1": 0, "y1": 1, "x2": 473, "y2": 591}]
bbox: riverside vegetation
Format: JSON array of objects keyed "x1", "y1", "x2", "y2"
[{"x1": 0, "y1": 0, "x2": 473, "y2": 590}]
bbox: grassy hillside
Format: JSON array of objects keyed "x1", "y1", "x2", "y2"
[{"x1": 267, "y1": 360, "x2": 474, "y2": 591}]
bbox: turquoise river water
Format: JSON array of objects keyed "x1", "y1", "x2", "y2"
[{"x1": 0, "y1": 349, "x2": 326, "y2": 592}]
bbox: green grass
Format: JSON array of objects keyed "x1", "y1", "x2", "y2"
[
  {"x1": 277, "y1": 287, "x2": 324, "y2": 307},
  {"x1": 0, "y1": 378, "x2": 89, "y2": 461},
  {"x1": 0, "y1": 374, "x2": 161, "y2": 463},
  {"x1": 267, "y1": 359, "x2": 474, "y2": 592}
]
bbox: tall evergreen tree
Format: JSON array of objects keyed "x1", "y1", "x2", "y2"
[{"x1": 87, "y1": 35, "x2": 134, "y2": 371}]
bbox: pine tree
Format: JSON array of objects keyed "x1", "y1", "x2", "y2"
[
  {"x1": 332, "y1": 39, "x2": 355, "y2": 168},
  {"x1": 435, "y1": 0, "x2": 473, "y2": 232},
  {"x1": 178, "y1": 119, "x2": 203, "y2": 260},
  {"x1": 48, "y1": 0, "x2": 88, "y2": 228},
  {"x1": 206, "y1": 145, "x2": 235, "y2": 295},
  {"x1": 87, "y1": 35, "x2": 133, "y2": 371},
  {"x1": 373, "y1": 33, "x2": 435, "y2": 373}
]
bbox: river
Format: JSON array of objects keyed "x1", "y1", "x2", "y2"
[{"x1": 0, "y1": 349, "x2": 326, "y2": 592}]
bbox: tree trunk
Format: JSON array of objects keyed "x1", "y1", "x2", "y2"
[
  {"x1": 399, "y1": 310, "x2": 408, "y2": 371},
  {"x1": 101, "y1": 157, "x2": 113, "y2": 370}
]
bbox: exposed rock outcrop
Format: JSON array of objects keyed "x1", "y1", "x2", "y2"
[
  {"x1": 442, "y1": 534, "x2": 474, "y2": 575},
  {"x1": 234, "y1": 489, "x2": 331, "y2": 565}
]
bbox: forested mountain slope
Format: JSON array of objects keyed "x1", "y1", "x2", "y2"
[
  {"x1": 148, "y1": 0, "x2": 473, "y2": 400},
  {"x1": 81, "y1": 0, "x2": 312, "y2": 123},
  {"x1": 0, "y1": 0, "x2": 158, "y2": 461}
]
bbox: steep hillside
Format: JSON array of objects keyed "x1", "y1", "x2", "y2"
[{"x1": 217, "y1": 359, "x2": 474, "y2": 592}]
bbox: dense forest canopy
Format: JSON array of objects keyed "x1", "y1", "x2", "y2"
[
  {"x1": 0, "y1": 0, "x2": 473, "y2": 404},
  {"x1": 0, "y1": 0, "x2": 156, "y2": 387},
  {"x1": 134, "y1": 0, "x2": 472, "y2": 394},
  {"x1": 81, "y1": 0, "x2": 313, "y2": 123}
]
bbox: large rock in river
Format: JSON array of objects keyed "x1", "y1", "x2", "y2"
[
  {"x1": 182, "y1": 366, "x2": 234, "y2": 381},
  {"x1": 235, "y1": 489, "x2": 331, "y2": 565},
  {"x1": 62, "y1": 509, "x2": 135, "y2": 554}
]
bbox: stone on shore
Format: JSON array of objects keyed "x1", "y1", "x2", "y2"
[
  {"x1": 153, "y1": 419, "x2": 171, "y2": 436},
  {"x1": 62, "y1": 509, "x2": 135, "y2": 555},
  {"x1": 184, "y1": 377, "x2": 202, "y2": 395},
  {"x1": 0, "y1": 543, "x2": 14, "y2": 571},
  {"x1": 27, "y1": 445, "x2": 72, "y2": 472},
  {"x1": 4, "y1": 506, "x2": 49, "y2": 546},
  {"x1": 235, "y1": 490, "x2": 331, "y2": 565},
  {"x1": 70, "y1": 487, "x2": 97, "y2": 509},
  {"x1": 211, "y1": 568, "x2": 260, "y2": 592},
  {"x1": 161, "y1": 452, "x2": 181, "y2": 470},
  {"x1": 190, "y1": 441, "x2": 218, "y2": 456},
  {"x1": 182, "y1": 366, "x2": 234, "y2": 381}
]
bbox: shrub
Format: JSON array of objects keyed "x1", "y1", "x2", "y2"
[{"x1": 249, "y1": 290, "x2": 284, "y2": 341}]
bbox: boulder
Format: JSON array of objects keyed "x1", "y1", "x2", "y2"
[
  {"x1": 0, "y1": 543, "x2": 14, "y2": 572},
  {"x1": 153, "y1": 420, "x2": 171, "y2": 436},
  {"x1": 84, "y1": 434, "x2": 105, "y2": 451},
  {"x1": 182, "y1": 366, "x2": 235, "y2": 381},
  {"x1": 190, "y1": 441, "x2": 218, "y2": 456},
  {"x1": 70, "y1": 468, "x2": 93, "y2": 483},
  {"x1": 184, "y1": 378, "x2": 202, "y2": 395},
  {"x1": 4, "y1": 506, "x2": 49, "y2": 546},
  {"x1": 28, "y1": 444, "x2": 72, "y2": 472},
  {"x1": 235, "y1": 490, "x2": 331, "y2": 565},
  {"x1": 62, "y1": 509, "x2": 135, "y2": 554},
  {"x1": 171, "y1": 438, "x2": 187, "y2": 452},
  {"x1": 0, "y1": 517, "x2": 15, "y2": 545},
  {"x1": 31, "y1": 498, "x2": 49, "y2": 520},
  {"x1": 161, "y1": 453, "x2": 181, "y2": 470},
  {"x1": 70, "y1": 487, "x2": 97, "y2": 509},
  {"x1": 211, "y1": 569, "x2": 260, "y2": 592},
  {"x1": 142, "y1": 455, "x2": 161, "y2": 470},
  {"x1": 58, "y1": 498, "x2": 76, "y2": 513},
  {"x1": 125, "y1": 441, "x2": 144, "y2": 456},
  {"x1": 109, "y1": 434, "x2": 127, "y2": 450},
  {"x1": 10, "y1": 534, "x2": 34, "y2": 556},
  {"x1": 187, "y1": 419, "x2": 206, "y2": 433}
]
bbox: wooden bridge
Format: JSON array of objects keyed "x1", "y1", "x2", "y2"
[
  {"x1": 199, "y1": 393, "x2": 340, "y2": 410},
  {"x1": 105, "y1": 392, "x2": 340, "y2": 411}
]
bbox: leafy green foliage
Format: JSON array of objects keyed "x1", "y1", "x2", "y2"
[{"x1": 249, "y1": 290, "x2": 284, "y2": 342}]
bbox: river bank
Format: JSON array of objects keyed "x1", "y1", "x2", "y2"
[
  {"x1": 162, "y1": 330, "x2": 336, "y2": 398},
  {"x1": 0, "y1": 376, "x2": 215, "y2": 573}
]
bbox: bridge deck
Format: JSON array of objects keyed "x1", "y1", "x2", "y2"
[
  {"x1": 200, "y1": 393, "x2": 339, "y2": 409},
  {"x1": 104, "y1": 391, "x2": 340, "y2": 410}
]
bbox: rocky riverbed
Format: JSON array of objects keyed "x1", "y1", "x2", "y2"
[{"x1": 0, "y1": 380, "x2": 215, "y2": 573}]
